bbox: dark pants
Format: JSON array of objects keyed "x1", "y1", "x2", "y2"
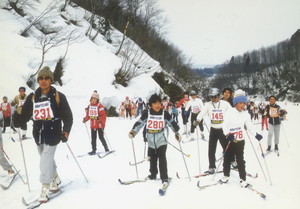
[
  {"x1": 91, "y1": 128, "x2": 109, "y2": 152},
  {"x1": 223, "y1": 140, "x2": 246, "y2": 181},
  {"x1": 190, "y1": 113, "x2": 203, "y2": 133},
  {"x1": 172, "y1": 113, "x2": 178, "y2": 123},
  {"x1": 125, "y1": 108, "x2": 131, "y2": 118},
  {"x1": 208, "y1": 127, "x2": 227, "y2": 169},
  {"x1": 148, "y1": 145, "x2": 168, "y2": 182},
  {"x1": 181, "y1": 108, "x2": 190, "y2": 125},
  {"x1": 13, "y1": 114, "x2": 27, "y2": 130},
  {"x1": 2, "y1": 117, "x2": 16, "y2": 133}
]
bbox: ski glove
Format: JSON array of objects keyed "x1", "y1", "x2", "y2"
[
  {"x1": 61, "y1": 132, "x2": 69, "y2": 143},
  {"x1": 227, "y1": 134, "x2": 235, "y2": 142},
  {"x1": 193, "y1": 120, "x2": 200, "y2": 126},
  {"x1": 175, "y1": 132, "x2": 182, "y2": 142},
  {"x1": 255, "y1": 133, "x2": 263, "y2": 141},
  {"x1": 128, "y1": 130, "x2": 136, "y2": 139}
]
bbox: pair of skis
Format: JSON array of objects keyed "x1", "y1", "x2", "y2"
[
  {"x1": 76, "y1": 150, "x2": 115, "y2": 158},
  {"x1": 0, "y1": 170, "x2": 20, "y2": 190},
  {"x1": 176, "y1": 169, "x2": 258, "y2": 179}
]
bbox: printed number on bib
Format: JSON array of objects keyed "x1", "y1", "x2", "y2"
[
  {"x1": 89, "y1": 106, "x2": 98, "y2": 118},
  {"x1": 33, "y1": 101, "x2": 54, "y2": 120},
  {"x1": 211, "y1": 112, "x2": 223, "y2": 124},
  {"x1": 192, "y1": 106, "x2": 200, "y2": 113},
  {"x1": 147, "y1": 120, "x2": 164, "y2": 130},
  {"x1": 233, "y1": 131, "x2": 243, "y2": 140}
]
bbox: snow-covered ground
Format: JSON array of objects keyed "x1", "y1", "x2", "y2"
[{"x1": 1, "y1": 101, "x2": 300, "y2": 209}]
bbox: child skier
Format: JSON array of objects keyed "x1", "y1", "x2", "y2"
[
  {"x1": 220, "y1": 89, "x2": 262, "y2": 187},
  {"x1": 128, "y1": 94, "x2": 181, "y2": 188},
  {"x1": 83, "y1": 91, "x2": 109, "y2": 155},
  {"x1": 0, "y1": 96, "x2": 17, "y2": 133}
]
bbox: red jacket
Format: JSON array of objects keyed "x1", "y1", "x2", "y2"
[
  {"x1": 0, "y1": 102, "x2": 12, "y2": 118},
  {"x1": 84, "y1": 103, "x2": 106, "y2": 129},
  {"x1": 176, "y1": 98, "x2": 190, "y2": 109}
]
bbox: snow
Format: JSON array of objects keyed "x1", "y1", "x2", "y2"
[{"x1": 1, "y1": 1, "x2": 300, "y2": 209}]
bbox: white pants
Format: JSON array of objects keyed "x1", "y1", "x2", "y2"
[
  {"x1": 0, "y1": 128, "x2": 12, "y2": 171},
  {"x1": 37, "y1": 144, "x2": 57, "y2": 184},
  {"x1": 267, "y1": 124, "x2": 280, "y2": 146}
]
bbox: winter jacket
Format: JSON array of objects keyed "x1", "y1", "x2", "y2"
[
  {"x1": 21, "y1": 86, "x2": 73, "y2": 146},
  {"x1": 131, "y1": 109, "x2": 179, "y2": 149},
  {"x1": 84, "y1": 102, "x2": 106, "y2": 129},
  {"x1": 176, "y1": 98, "x2": 190, "y2": 109},
  {"x1": 11, "y1": 94, "x2": 27, "y2": 114},
  {"x1": 185, "y1": 98, "x2": 204, "y2": 114},
  {"x1": 265, "y1": 104, "x2": 281, "y2": 125},
  {"x1": 0, "y1": 102, "x2": 12, "y2": 118}
]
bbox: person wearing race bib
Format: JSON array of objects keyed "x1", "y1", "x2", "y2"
[
  {"x1": 20, "y1": 66, "x2": 73, "y2": 202},
  {"x1": 194, "y1": 88, "x2": 232, "y2": 174},
  {"x1": 219, "y1": 89, "x2": 262, "y2": 187},
  {"x1": 185, "y1": 90, "x2": 204, "y2": 140},
  {"x1": 128, "y1": 94, "x2": 181, "y2": 188},
  {"x1": 176, "y1": 92, "x2": 190, "y2": 134},
  {"x1": 264, "y1": 95, "x2": 281, "y2": 152},
  {"x1": 83, "y1": 91, "x2": 109, "y2": 155},
  {"x1": 11, "y1": 86, "x2": 28, "y2": 138},
  {"x1": 0, "y1": 96, "x2": 17, "y2": 133},
  {"x1": 124, "y1": 96, "x2": 132, "y2": 119}
]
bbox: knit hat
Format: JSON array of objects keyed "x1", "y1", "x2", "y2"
[
  {"x1": 233, "y1": 89, "x2": 247, "y2": 106},
  {"x1": 37, "y1": 66, "x2": 54, "y2": 82},
  {"x1": 91, "y1": 91, "x2": 100, "y2": 100}
]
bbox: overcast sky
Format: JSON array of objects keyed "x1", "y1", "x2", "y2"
[{"x1": 158, "y1": 0, "x2": 300, "y2": 68}]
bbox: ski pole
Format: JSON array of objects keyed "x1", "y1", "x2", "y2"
[
  {"x1": 258, "y1": 141, "x2": 272, "y2": 185},
  {"x1": 203, "y1": 120, "x2": 210, "y2": 133},
  {"x1": 9, "y1": 115, "x2": 15, "y2": 142},
  {"x1": 17, "y1": 128, "x2": 31, "y2": 192},
  {"x1": 196, "y1": 128, "x2": 201, "y2": 174},
  {"x1": 65, "y1": 142, "x2": 89, "y2": 183},
  {"x1": 212, "y1": 141, "x2": 231, "y2": 181},
  {"x1": 84, "y1": 123, "x2": 91, "y2": 142},
  {"x1": 143, "y1": 142, "x2": 147, "y2": 159},
  {"x1": 0, "y1": 145, "x2": 27, "y2": 184},
  {"x1": 245, "y1": 130, "x2": 267, "y2": 181},
  {"x1": 281, "y1": 123, "x2": 290, "y2": 147},
  {"x1": 131, "y1": 138, "x2": 139, "y2": 179},
  {"x1": 167, "y1": 141, "x2": 190, "y2": 158},
  {"x1": 103, "y1": 130, "x2": 113, "y2": 151},
  {"x1": 178, "y1": 141, "x2": 191, "y2": 181}
]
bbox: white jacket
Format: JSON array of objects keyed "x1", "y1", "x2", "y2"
[{"x1": 185, "y1": 98, "x2": 204, "y2": 114}]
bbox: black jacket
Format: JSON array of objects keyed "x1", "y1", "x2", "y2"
[
  {"x1": 21, "y1": 86, "x2": 73, "y2": 145},
  {"x1": 265, "y1": 104, "x2": 281, "y2": 125}
]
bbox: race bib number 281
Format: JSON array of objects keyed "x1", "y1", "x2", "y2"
[{"x1": 33, "y1": 101, "x2": 54, "y2": 120}]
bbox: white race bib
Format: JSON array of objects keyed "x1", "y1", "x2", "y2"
[
  {"x1": 89, "y1": 106, "x2": 98, "y2": 119},
  {"x1": 19, "y1": 99, "x2": 26, "y2": 107},
  {"x1": 211, "y1": 109, "x2": 224, "y2": 124},
  {"x1": 147, "y1": 112, "x2": 165, "y2": 133},
  {"x1": 33, "y1": 101, "x2": 54, "y2": 121}
]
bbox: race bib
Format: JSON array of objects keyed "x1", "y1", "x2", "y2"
[
  {"x1": 33, "y1": 101, "x2": 54, "y2": 121},
  {"x1": 269, "y1": 107, "x2": 279, "y2": 117},
  {"x1": 229, "y1": 127, "x2": 244, "y2": 140},
  {"x1": 1, "y1": 103, "x2": 8, "y2": 111},
  {"x1": 19, "y1": 99, "x2": 26, "y2": 107},
  {"x1": 89, "y1": 106, "x2": 98, "y2": 119},
  {"x1": 211, "y1": 109, "x2": 224, "y2": 124},
  {"x1": 191, "y1": 105, "x2": 200, "y2": 113},
  {"x1": 147, "y1": 114, "x2": 165, "y2": 133}
]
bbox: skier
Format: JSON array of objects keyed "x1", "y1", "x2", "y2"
[
  {"x1": 128, "y1": 94, "x2": 181, "y2": 188},
  {"x1": 135, "y1": 97, "x2": 145, "y2": 117},
  {"x1": 176, "y1": 92, "x2": 190, "y2": 134},
  {"x1": 194, "y1": 88, "x2": 232, "y2": 174},
  {"x1": 185, "y1": 90, "x2": 204, "y2": 140},
  {"x1": 124, "y1": 96, "x2": 132, "y2": 119},
  {"x1": 219, "y1": 89, "x2": 262, "y2": 187},
  {"x1": 83, "y1": 91, "x2": 109, "y2": 155},
  {"x1": 260, "y1": 103, "x2": 268, "y2": 130},
  {"x1": 264, "y1": 95, "x2": 281, "y2": 152},
  {"x1": 222, "y1": 87, "x2": 234, "y2": 107},
  {"x1": 11, "y1": 86, "x2": 28, "y2": 139},
  {"x1": 171, "y1": 103, "x2": 179, "y2": 123},
  {"x1": 20, "y1": 66, "x2": 73, "y2": 202},
  {"x1": 119, "y1": 102, "x2": 125, "y2": 119},
  {"x1": 0, "y1": 96, "x2": 17, "y2": 133},
  {"x1": 161, "y1": 97, "x2": 172, "y2": 112},
  {"x1": 0, "y1": 111, "x2": 15, "y2": 180}
]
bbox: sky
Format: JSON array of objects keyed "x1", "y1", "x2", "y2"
[{"x1": 158, "y1": 0, "x2": 300, "y2": 68}]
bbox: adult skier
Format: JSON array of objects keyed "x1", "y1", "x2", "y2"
[
  {"x1": 194, "y1": 88, "x2": 232, "y2": 174},
  {"x1": 264, "y1": 96, "x2": 281, "y2": 151},
  {"x1": 135, "y1": 97, "x2": 145, "y2": 117},
  {"x1": 83, "y1": 91, "x2": 109, "y2": 155},
  {"x1": 128, "y1": 94, "x2": 181, "y2": 189},
  {"x1": 185, "y1": 90, "x2": 204, "y2": 140},
  {"x1": 222, "y1": 87, "x2": 234, "y2": 107},
  {"x1": 20, "y1": 66, "x2": 73, "y2": 202},
  {"x1": 219, "y1": 89, "x2": 262, "y2": 187},
  {"x1": 0, "y1": 96, "x2": 17, "y2": 133},
  {"x1": 11, "y1": 87, "x2": 28, "y2": 139}
]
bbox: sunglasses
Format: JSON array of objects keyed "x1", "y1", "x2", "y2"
[
  {"x1": 38, "y1": 76, "x2": 51, "y2": 81},
  {"x1": 210, "y1": 95, "x2": 218, "y2": 99}
]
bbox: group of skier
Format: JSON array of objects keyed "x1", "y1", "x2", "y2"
[{"x1": 0, "y1": 66, "x2": 287, "y2": 201}]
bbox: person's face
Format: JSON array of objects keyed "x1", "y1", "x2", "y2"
[
  {"x1": 191, "y1": 95, "x2": 197, "y2": 99},
  {"x1": 184, "y1": 94, "x2": 189, "y2": 99},
  {"x1": 210, "y1": 95, "x2": 220, "y2": 103},
  {"x1": 223, "y1": 90, "x2": 231, "y2": 99},
  {"x1": 91, "y1": 97, "x2": 98, "y2": 105},
  {"x1": 151, "y1": 101, "x2": 162, "y2": 112},
  {"x1": 236, "y1": 102, "x2": 246, "y2": 111},
  {"x1": 38, "y1": 76, "x2": 51, "y2": 90},
  {"x1": 3, "y1": 98, "x2": 7, "y2": 103},
  {"x1": 269, "y1": 97, "x2": 276, "y2": 105},
  {"x1": 19, "y1": 89, "x2": 25, "y2": 96}
]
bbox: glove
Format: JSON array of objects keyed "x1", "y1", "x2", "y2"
[
  {"x1": 227, "y1": 134, "x2": 234, "y2": 142},
  {"x1": 193, "y1": 120, "x2": 200, "y2": 126},
  {"x1": 175, "y1": 132, "x2": 181, "y2": 142},
  {"x1": 128, "y1": 130, "x2": 136, "y2": 139},
  {"x1": 83, "y1": 118, "x2": 87, "y2": 123},
  {"x1": 255, "y1": 133, "x2": 263, "y2": 141},
  {"x1": 61, "y1": 132, "x2": 69, "y2": 143}
]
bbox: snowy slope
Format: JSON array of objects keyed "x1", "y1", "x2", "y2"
[{"x1": 1, "y1": 102, "x2": 300, "y2": 209}]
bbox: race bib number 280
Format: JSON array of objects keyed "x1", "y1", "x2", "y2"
[{"x1": 33, "y1": 101, "x2": 54, "y2": 120}]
